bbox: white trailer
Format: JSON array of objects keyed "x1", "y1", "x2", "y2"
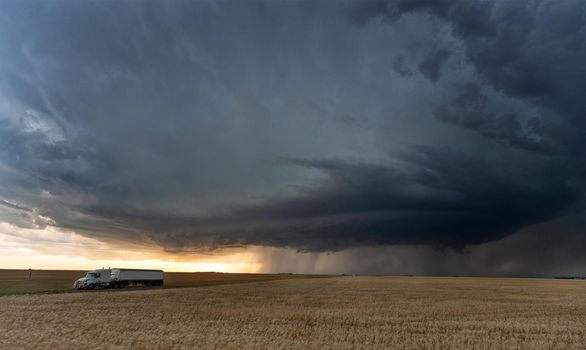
[
  {"x1": 110, "y1": 268, "x2": 164, "y2": 288},
  {"x1": 73, "y1": 268, "x2": 164, "y2": 290}
]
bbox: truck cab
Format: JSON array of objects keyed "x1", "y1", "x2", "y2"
[{"x1": 73, "y1": 269, "x2": 112, "y2": 289}]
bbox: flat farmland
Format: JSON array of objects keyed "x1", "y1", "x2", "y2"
[
  {"x1": 2, "y1": 276, "x2": 586, "y2": 349},
  {"x1": 0, "y1": 269, "x2": 325, "y2": 296}
]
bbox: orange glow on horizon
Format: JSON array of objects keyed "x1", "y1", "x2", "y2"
[
  {"x1": 0, "y1": 221, "x2": 262, "y2": 272},
  {"x1": 0, "y1": 254, "x2": 263, "y2": 273}
]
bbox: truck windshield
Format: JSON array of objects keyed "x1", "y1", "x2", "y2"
[{"x1": 85, "y1": 273, "x2": 98, "y2": 278}]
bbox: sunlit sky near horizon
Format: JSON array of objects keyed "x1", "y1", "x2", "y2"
[{"x1": 0, "y1": 221, "x2": 263, "y2": 272}]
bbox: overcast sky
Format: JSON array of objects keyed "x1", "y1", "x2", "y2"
[{"x1": 1, "y1": 0, "x2": 585, "y2": 276}]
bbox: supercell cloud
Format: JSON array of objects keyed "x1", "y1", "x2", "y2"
[{"x1": 0, "y1": 0, "x2": 585, "y2": 274}]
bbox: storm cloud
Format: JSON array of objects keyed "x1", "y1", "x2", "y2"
[{"x1": 0, "y1": 0, "x2": 585, "y2": 273}]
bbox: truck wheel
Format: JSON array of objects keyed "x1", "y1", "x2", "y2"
[{"x1": 88, "y1": 283, "x2": 95, "y2": 290}]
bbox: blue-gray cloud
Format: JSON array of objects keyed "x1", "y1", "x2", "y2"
[{"x1": 0, "y1": 0, "x2": 585, "y2": 265}]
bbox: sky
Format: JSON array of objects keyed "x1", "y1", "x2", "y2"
[{"x1": 1, "y1": 0, "x2": 585, "y2": 276}]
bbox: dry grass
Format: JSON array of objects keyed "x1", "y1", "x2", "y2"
[
  {"x1": 0, "y1": 270, "x2": 85, "y2": 296},
  {"x1": 0, "y1": 269, "x2": 324, "y2": 295},
  {"x1": 1, "y1": 276, "x2": 586, "y2": 349}
]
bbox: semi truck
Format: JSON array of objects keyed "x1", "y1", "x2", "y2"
[{"x1": 73, "y1": 268, "x2": 164, "y2": 290}]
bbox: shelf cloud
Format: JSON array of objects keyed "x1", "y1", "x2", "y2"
[{"x1": 0, "y1": 0, "x2": 585, "y2": 274}]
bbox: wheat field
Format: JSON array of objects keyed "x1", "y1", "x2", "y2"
[
  {"x1": 0, "y1": 269, "x2": 325, "y2": 296},
  {"x1": 1, "y1": 276, "x2": 586, "y2": 349}
]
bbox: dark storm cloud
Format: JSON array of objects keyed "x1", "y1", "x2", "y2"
[
  {"x1": 255, "y1": 213, "x2": 586, "y2": 277},
  {"x1": 391, "y1": 55, "x2": 413, "y2": 77},
  {"x1": 418, "y1": 48, "x2": 451, "y2": 83},
  {"x1": 354, "y1": 0, "x2": 586, "y2": 126},
  {"x1": 0, "y1": 199, "x2": 32, "y2": 212},
  {"x1": 433, "y1": 83, "x2": 555, "y2": 153},
  {"x1": 0, "y1": 0, "x2": 585, "y2": 268},
  {"x1": 73, "y1": 147, "x2": 580, "y2": 252}
]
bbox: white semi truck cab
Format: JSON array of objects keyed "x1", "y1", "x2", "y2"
[
  {"x1": 72, "y1": 269, "x2": 112, "y2": 290},
  {"x1": 73, "y1": 268, "x2": 164, "y2": 290}
]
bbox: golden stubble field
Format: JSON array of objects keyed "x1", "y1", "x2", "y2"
[
  {"x1": 1, "y1": 276, "x2": 586, "y2": 350},
  {"x1": 0, "y1": 269, "x2": 324, "y2": 295}
]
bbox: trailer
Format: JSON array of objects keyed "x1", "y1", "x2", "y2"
[
  {"x1": 110, "y1": 268, "x2": 164, "y2": 288},
  {"x1": 73, "y1": 268, "x2": 164, "y2": 289}
]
